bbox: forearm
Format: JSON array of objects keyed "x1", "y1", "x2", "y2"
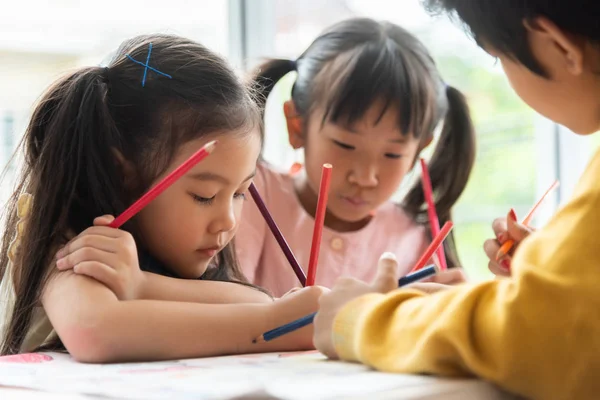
[
  {"x1": 44, "y1": 273, "x2": 312, "y2": 363},
  {"x1": 140, "y1": 272, "x2": 272, "y2": 304},
  {"x1": 83, "y1": 299, "x2": 305, "y2": 362}
]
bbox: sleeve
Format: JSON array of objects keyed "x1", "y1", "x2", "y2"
[
  {"x1": 331, "y1": 154, "x2": 600, "y2": 400},
  {"x1": 235, "y1": 163, "x2": 269, "y2": 283}
]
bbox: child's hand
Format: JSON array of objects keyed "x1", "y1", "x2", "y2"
[
  {"x1": 55, "y1": 215, "x2": 145, "y2": 301},
  {"x1": 269, "y1": 285, "x2": 330, "y2": 349},
  {"x1": 483, "y1": 209, "x2": 533, "y2": 277},
  {"x1": 398, "y1": 266, "x2": 466, "y2": 294},
  {"x1": 422, "y1": 266, "x2": 467, "y2": 285},
  {"x1": 313, "y1": 252, "x2": 399, "y2": 360}
]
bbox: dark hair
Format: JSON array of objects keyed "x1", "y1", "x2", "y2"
[
  {"x1": 0, "y1": 34, "x2": 262, "y2": 355},
  {"x1": 423, "y1": 0, "x2": 600, "y2": 77},
  {"x1": 253, "y1": 18, "x2": 475, "y2": 268}
]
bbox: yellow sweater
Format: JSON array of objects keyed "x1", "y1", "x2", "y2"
[{"x1": 333, "y1": 150, "x2": 600, "y2": 400}]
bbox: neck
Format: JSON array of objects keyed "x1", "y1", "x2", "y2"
[{"x1": 293, "y1": 174, "x2": 372, "y2": 232}]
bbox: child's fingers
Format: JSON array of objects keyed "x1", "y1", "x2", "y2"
[
  {"x1": 483, "y1": 238, "x2": 501, "y2": 261},
  {"x1": 56, "y1": 247, "x2": 118, "y2": 271},
  {"x1": 72, "y1": 261, "x2": 118, "y2": 287},
  {"x1": 484, "y1": 239, "x2": 511, "y2": 276},
  {"x1": 491, "y1": 217, "x2": 509, "y2": 243},
  {"x1": 429, "y1": 268, "x2": 467, "y2": 285},
  {"x1": 280, "y1": 287, "x2": 303, "y2": 298},
  {"x1": 79, "y1": 225, "x2": 124, "y2": 239},
  {"x1": 56, "y1": 235, "x2": 117, "y2": 260},
  {"x1": 371, "y1": 252, "x2": 399, "y2": 293},
  {"x1": 488, "y1": 259, "x2": 511, "y2": 277},
  {"x1": 93, "y1": 215, "x2": 116, "y2": 226},
  {"x1": 489, "y1": 252, "x2": 512, "y2": 276},
  {"x1": 506, "y1": 214, "x2": 534, "y2": 242}
]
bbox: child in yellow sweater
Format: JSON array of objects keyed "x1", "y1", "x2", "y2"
[{"x1": 313, "y1": 2, "x2": 600, "y2": 399}]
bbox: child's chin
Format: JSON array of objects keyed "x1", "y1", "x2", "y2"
[
  {"x1": 178, "y1": 263, "x2": 210, "y2": 280},
  {"x1": 330, "y1": 206, "x2": 373, "y2": 224}
]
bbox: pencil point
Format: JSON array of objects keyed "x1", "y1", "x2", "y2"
[
  {"x1": 252, "y1": 336, "x2": 265, "y2": 344},
  {"x1": 323, "y1": 163, "x2": 333, "y2": 169},
  {"x1": 205, "y1": 140, "x2": 218, "y2": 153}
]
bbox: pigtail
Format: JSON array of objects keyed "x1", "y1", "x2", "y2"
[
  {"x1": 403, "y1": 85, "x2": 476, "y2": 268},
  {"x1": 252, "y1": 59, "x2": 297, "y2": 116}
]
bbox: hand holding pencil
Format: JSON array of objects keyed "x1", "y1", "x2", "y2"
[
  {"x1": 313, "y1": 252, "x2": 401, "y2": 360},
  {"x1": 484, "y1": 209, "x2": 534, "y2": 276},
  {"x1": 484, "y1": 180, "x2": 558, "y2": 276}
]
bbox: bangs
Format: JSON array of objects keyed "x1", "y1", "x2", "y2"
[{"x1": 313, "y1": 39, "x2": 442, "y2": 139}]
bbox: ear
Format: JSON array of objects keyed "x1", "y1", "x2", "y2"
[
  {"x1": 283, "y1": 100, "x2": 305, "y2": 149},
  {"x1": 112, "y1": 149, "x2": 137, "y2": 190},
  {"x1": 525, "y1": 16, "x2": 585, "y2": 75}
]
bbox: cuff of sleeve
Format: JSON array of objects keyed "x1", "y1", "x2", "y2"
[{"x1": 331, "y1": 293, "x2": 385, "y2": 362}]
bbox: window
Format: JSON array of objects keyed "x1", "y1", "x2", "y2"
[{"x1": 0, "y1": 0, "x2": 230, "y2": 200}]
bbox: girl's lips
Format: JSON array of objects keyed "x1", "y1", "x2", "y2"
[
  {"x1": 340, "y1": 195, "x2": 369, "y2": 207},
  {"x1": 196, "y1": 247, "x2": 221, "y2": 258}
]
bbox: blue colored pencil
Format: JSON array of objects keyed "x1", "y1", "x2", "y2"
[
  {"x1": 253, "y1": 264, "x2": 438, "y2": 343},
  {"x1": 398, "y1": 265, "x2": 437, "y2": 287}
]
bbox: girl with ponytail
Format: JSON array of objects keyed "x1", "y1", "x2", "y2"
[
  {"x1": 237, "y1": 18, "x2": 476, "y2": 296},
  {"x1": 0, "y1": 34, "x2": 324, "y2": 361}
]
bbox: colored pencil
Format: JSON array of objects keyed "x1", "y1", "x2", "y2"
[
  {"x1": 410, "y1": 221, "x2": 454, "y2": 273},
  {"x1": 399, "y1": 264, "x2": 437, "y2": 286},
  {"x1": 109, "y1": 140, "x2": 217, "y2": 229},
  {"x1": 249, "y1": 183, "x2": 307, "y2": 286},
  {"x1": 252, "y1": 264, "x2": 438, "y2": 343},
  {"x1": 496, "y1": 180, "x2": 559, "y2": 260},
  {"x1": 420, "y1": 158, "x2": 447, "y2": 271},
  {"x1": 306, "y1": 164, "x2": 332, "y2": 286}
]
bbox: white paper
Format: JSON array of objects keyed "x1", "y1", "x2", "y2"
[{"x1": 0, "y1": 351, "x2": 516, "y2": 399}]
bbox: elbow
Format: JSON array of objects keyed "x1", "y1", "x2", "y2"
[{"x1": 59, "y1": 311, "x2": 124, "y2": 364}]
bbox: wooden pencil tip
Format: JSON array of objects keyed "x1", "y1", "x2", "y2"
[
  {"x1": 204, "y1": 140, "x2": 218, "y2": 153},
  {"x1": 252, "y1": 336, "x2": 265, "y2": 344},
  {"x1": 323, "y1": 163, "x2": 333, "y2": 169}
]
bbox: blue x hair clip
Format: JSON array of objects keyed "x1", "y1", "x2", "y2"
[{"x1": 126, "y1": 43, "x2": 172, "y2": 87}]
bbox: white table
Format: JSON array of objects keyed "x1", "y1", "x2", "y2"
[{"x1": 0, "y1": 351, "x2": 518, "y2": 399}]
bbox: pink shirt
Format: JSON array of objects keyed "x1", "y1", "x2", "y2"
[{"x1": 236, "y1": 163, "x2": 430, "y2": 297}]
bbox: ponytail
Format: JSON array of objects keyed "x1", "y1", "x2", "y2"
[
  {"x1": 253, "y1": 59, "x2": 297, "y2": 117},
  {"x1": 1, "y1": 67, "x2": 124, "y2": 354},
  {"x1": 402, "y1": 85, "x2": 476, "y2": 268}
]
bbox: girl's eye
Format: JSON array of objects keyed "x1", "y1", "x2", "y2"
[
  {"x1": 332, "y1": 140, "x2": 355, "y2": 150},
  {"x1": 234, "y1": 192, "x2": 247, "y2": 201},
  {"x1": 385, "y1": 153, "x2": 403, "y2": 159},
  {"x1": 192, "y1": 194, "x2": 215, "y2": 205}
]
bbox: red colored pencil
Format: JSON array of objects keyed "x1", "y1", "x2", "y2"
[
  {"x1": 306, "y1": 164, "x2": 332, "y2": 286},
  {"x1": 496, "y1": 180, "x2": 559, "y2": 260},
  {"x1": 109, "y1": 140, "x2": 217, "y2": 229},
  {"x1": 410, "y1": 221, "x2": 454, "y2": 273},
  {"x1": 249, "y1": 183, "x2": 307, "y2": 286},
  {"x1": 420, "y1": 158, "x2": 447, "y2": 271}
]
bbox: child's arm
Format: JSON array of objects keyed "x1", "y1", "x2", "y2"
[
  {"x1": 318, "y1": 171, "x2": 600, "y2": 400},
  {"x1": 42, "y1": 271, "x2": 322, "y2": 363},
  {"x1": 139, "y1": 272, "x2": 272, "y2": 304}
]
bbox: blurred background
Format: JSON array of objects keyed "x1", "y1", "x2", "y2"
[{"x1": 0, "y1": 0, "x2": 595, "y2": 280}]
